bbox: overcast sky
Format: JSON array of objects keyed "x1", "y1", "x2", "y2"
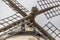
[{"x1": 0, "y1": 0, "x2": 60, "y2": 40}]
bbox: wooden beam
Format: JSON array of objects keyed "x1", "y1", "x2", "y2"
[
  {"x1": 32, "y1": 20, "x2": 55, "y2": 40},
  {"x1": 5, "y1": 0, "x2": 27, "y2": 17}
]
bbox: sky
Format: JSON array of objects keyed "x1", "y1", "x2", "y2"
[{"x1": 0, "y1": 0, "x2": 60, "y2": 40}]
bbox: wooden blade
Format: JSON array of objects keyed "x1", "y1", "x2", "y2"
[
  {"x1": 37, "y1": 0, "x2": 60, "y2": 19},
  {"x1": 32, "y1": 20, "x2": 55, "y2": 40},
  {"x1": 37, "y1": 5, "x2": 60, "y2": 15},
  {"x1": 3, "y1": 0, "x2": 29, "y2": 17},
  {"x1": 43, "y1": 22, "x2": 60, "y2": 40},
  {"x1": 0, "y1": 14, "x2": 55, "y2": 40},
  {"x1": 0, "y1": 22, "x2": 24, "y2": 39},
  {"x1": 0, "y1": 13, "x2": 23, "y2": 32}
]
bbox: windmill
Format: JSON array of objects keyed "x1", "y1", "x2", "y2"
[{"x1": 0, "y1": 0, "x2": 60, "y2": 40}]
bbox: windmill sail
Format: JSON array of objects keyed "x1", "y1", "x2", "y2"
[
  {"x1": 37, "y1": 0, "x2": 60, "y2": 19},
  {"x1": 3, "y1": 0, "x2": 29, "y2": 17},
  {"x1": 0, "y1": 0, "x2": 29, "y2": 32},
  {"x1": 0, "y1": 13, "x2": 23, "y2": 32},
  {"x1": 0, "y1": 19, "x2": 46, "y2": 40},
  {"x1": 0, "y1": 5, "x2": 60, "y2": 40},
  {"x1": 0, "y1": 23, "x2": 24, "y2": 39},
  {"x1": 0, "y1": 0, "x2": 60, "y2": 32},
  {"x1": 0, "y1": 0, "x2": 60, "y2": 40},
  {"x1": 43, "y1": 22, "x2": 60, "y2": 40}
]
